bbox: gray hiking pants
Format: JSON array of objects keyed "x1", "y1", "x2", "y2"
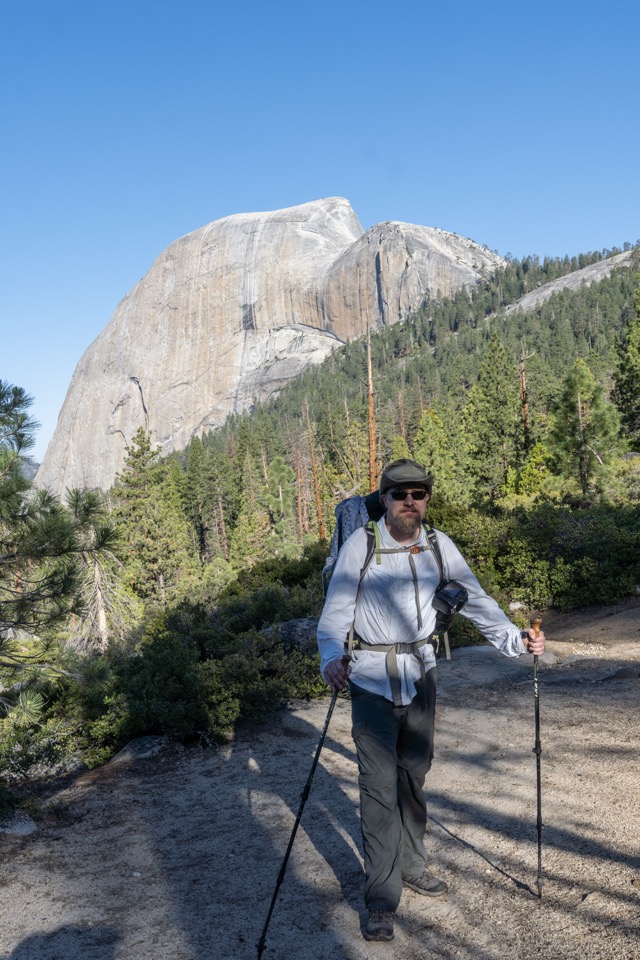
[{"x1": 350, "y1": 669, "x2": 436, "y2": 911}]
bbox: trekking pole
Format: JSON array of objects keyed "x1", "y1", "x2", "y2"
[
  {"x1": 530, "y1": 616, "x2": 543, "y2": 899},
  {"x1": 257, "y1": 661, "x2": 349, "y2": 959}
]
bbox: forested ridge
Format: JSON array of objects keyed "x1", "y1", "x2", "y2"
[
  {"x1": 2, "y1": 246, "x2": 640, "y2": 802},
  {"x1": 174, "y1": 244, "x2": 640, "y2": 553}
]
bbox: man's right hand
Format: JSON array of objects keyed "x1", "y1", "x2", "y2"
[{"x1": 323, "y1": 656, "x2": 351, "y2": 692}]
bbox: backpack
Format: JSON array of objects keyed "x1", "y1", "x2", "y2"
[
  {"x1": 321, "y1": 491, "x2": 384, "y2": 594},
  {"x1": 322, "y1": 493, "x2": 468, "y2": 660}
]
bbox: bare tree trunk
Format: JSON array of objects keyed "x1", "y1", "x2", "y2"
[
  {"x1": 326, "y1": 402, "x2": 335, "y2": 444},
  {"x1": 305, "y1": 400, "x2": 326, "y2": 545},
  {"x1": 344, "y1": 396, "x2": 361, "y2": 485},
  {"x1": 93, "y1": 557, "x2": 109, "y2": 650}
]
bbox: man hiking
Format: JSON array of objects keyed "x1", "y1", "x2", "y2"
[{"x1": 317, "y1": 458, "x2": 545, "y2": 942}]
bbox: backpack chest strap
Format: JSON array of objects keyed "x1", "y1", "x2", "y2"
[{"x1": 368, "y1": 536, "x2": 426, "y2": 632}]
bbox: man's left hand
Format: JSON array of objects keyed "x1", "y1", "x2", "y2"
[{"x1": 522, "y1": 628, "x2": 545, "y2": 656}]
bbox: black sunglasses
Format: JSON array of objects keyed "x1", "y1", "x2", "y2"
[{"x1": 387, "y1": 488, "x2": 429, "y2": 501}]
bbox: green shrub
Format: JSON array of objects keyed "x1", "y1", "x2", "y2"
[
  {"x1": 0, "y1": 717, "x2": 65, "y2": 779},
  {"x1": 200, "y1": 628, "x2": 326, "y2": 740},
  {"x1": 80, "y1": 693, "x2": 132, "y2": 767},
  {"x1": 218, "y1": 543, "x2": 325, "y2": 599},
  {"x1": 118, "y1": 614, "x2": 209, "y2": 740},
  {"x1": 429, "y1": 500, "x2": 640, "y2": 611}
]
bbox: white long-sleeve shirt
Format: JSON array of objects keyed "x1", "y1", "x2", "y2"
[{"x1": 317, "y1": 516, "x2": 526, "y2": 705}]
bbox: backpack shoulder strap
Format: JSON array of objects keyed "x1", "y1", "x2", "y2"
[
  {"x1": 347, "y1": 521, "x2": 377, "y2": 658},
  {"x1": 424, "y1": 523, "x2": 445, "y2": 583},
  {"x1": 360, "y1": 521, "x2": 378, "y2": 579}
]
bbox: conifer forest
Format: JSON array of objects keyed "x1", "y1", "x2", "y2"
[{"x1": 2, "y1": 247, "x2": 640, "y2": 803}]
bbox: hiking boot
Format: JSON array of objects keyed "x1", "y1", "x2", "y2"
[
  {"x1": 364, "y1": 908, "x2": 395, "y2": 941},
  {"x1": 403, "y1": 870, "x2": 448, "y2": 897}
]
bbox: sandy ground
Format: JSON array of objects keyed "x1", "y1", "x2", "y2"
[{"x1": 1, "y1": 601, "x2": 639, "y2": 960}]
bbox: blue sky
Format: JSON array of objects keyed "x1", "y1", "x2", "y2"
[{"x1": 2, "y1": 0, "x2": 639, "y2": 460}]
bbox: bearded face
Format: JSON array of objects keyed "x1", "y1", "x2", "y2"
[{"x1": 381, "y1": 488, "x2": 428, "y2": 543}]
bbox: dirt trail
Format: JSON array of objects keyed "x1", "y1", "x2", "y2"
[{"x1": 1, "y1": 602, "x2": 639, "y2": 960}]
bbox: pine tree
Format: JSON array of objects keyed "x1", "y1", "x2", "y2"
[
  {"x1": 0, "y1": 382, "x2": 114, "y2": 717},
  {"x1": 264, "y1": 455, "x2": 297, "y2": 557},
  {"x1": 390, "y1": 436, "x2": 412, "y2": 461},
  {"x1": 228, "y1": 451, "x2": 271, "y2": 569},
  {"x1": 64, "y1": 488, "x2": 139, "y2": 653},
  {"x1": 518, "y1": 442, "x2": 552, "y2": 497},
  {"x1": 462, "y1": 335, "x2": 522, "y2": 501},
  {"x1": 305, "y1": 402, "x2": 327, "y2": 544},
  {"x1": 0, "y1": 382, "x2": 113, "y2": 638},
  {"x1": 112, "y1": 429, "x2": 199, "y2": 603},
  {"x1": 327, "y1": 402, "x2": 370, "y2": 496},
  {"x1": 549, "y1": 359, "x2": 621, "y2": 498},
  {"x1": 182, "y1": 436, "x2": 208, "y2": 561},
  {"x1": 413, "y1": 406, "x2": 471, "y2": 505},
  {"x1": 192, "y1": 443, "x2": 234, "y2": 562},
  {"x1": 613, "y1": 276, "x2": 640, "y2": 450}
]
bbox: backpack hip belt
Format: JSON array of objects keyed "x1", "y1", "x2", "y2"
[{"x1": 352, "y1": 633, "x2": 436, "y2": 708}]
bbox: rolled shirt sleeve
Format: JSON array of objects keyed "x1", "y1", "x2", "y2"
[{"x1": 437, "y1": 531, "x2": 526, "y2": 657}]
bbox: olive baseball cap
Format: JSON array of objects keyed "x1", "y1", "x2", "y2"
[{"x1": 379, "y1": 458, "x2": 433, "y2": 495}]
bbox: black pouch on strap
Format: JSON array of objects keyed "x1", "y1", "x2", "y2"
[{"x1": 433, "y1": 580, "x2": 469, "y2": 633}]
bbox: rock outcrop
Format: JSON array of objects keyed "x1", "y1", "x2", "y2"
[
  {"x1": 36, "y1": 198, "x2": 503, "y2": 494},
  {"x1": 504, "y1": 250, "x2": 633, "y2": 315},
  {"x1": 323, "y1": 221, "x2": 502, "y2": 331}
]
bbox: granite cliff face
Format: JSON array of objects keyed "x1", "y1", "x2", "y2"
[
  {"x1": 37, "y1": 198, "x2": 503, "y2": 494},
  {"x1": 323, "y1": 221, "x2": 503, "y2": 333}
]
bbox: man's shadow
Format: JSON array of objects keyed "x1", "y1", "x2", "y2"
[
  {"x1": 5, "y1": 924, "x2": 120, "y2": 960},
  {"x1": 249, "y1": 703, "x2": 366, "y2": 911}
]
